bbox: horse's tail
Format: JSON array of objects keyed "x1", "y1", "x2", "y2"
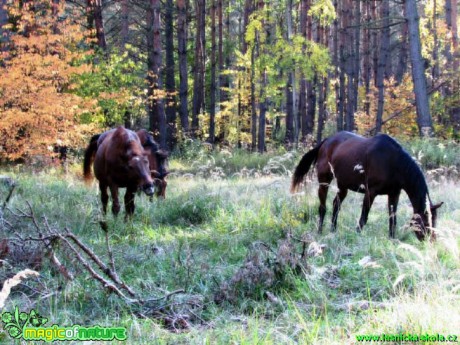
[
  {"x1": 83, "y1": 134, "x2": 100, "y2": 184},
  {"x1": 291, "y1": 140, "x2": 325, "y2": 193}
]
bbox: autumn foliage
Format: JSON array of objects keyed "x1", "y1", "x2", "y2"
[{"x1": 0, "y1": 0, "x2": 96, "y2": 161}]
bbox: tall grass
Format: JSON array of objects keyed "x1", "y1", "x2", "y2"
[{"x1": 0, "y1": 140, "x2": 459, "y2": 344}]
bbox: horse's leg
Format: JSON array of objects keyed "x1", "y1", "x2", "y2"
[
  {"x1": 357, "y1": 190, "x2": 376, "y2": 232},
  {"x1": 318, "y1": 183, "x2": 329, "y2": 234},
  {"x1": 331, "y1": 188, "x2": 348, "y2": 232},
  {"x1": 109, "y1": 185, "x2": 121, "y2": 216},
  {"x1": 388, "y1": 192, "x2": 400, "y2": 238},
  {"x1": 124, "y1": 186, "x2": 136, "y2": 219},
  {"x1": 99, "y1": 183, "x2": 109, "y2": 215}
]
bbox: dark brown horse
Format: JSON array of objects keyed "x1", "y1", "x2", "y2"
[
  {"x1": 136, "y1": 129, "x2": 169, "y2": 198},
  {"x1": 84, "y1": 129, "x2": 169, "y2": 199},
  {"x1": 83, "y1": 126, "x2": 155, "y2": 217},
  {"x1": 291, "y1": 131, "x2": 443, "y2": 240}
]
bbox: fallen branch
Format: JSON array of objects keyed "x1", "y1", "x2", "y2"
[
  {"x1": 4, "y1": 201, "x2": 203, "y2": 329},
  {"x1": 56, "y1": 233, "x2": 138, "y2": 304},
  {"x1": 0, "y1": 269, "x2": 39, "y2": 309},
  {"x1": 64, "y1": 229, "x2": 136, "y2": 298}
]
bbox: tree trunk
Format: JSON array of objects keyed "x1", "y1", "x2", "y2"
[
  {"x1": 258, "y1": 70, "x2": 267, "y2": 153},
  {"x1": 363, "y1": 0, "x2": 371, "y2": 115},
  {"x1": 284, "y1": 0, "x2": 295, "y2": 146},
  {"x1": 191, "y1": 0, "x2": 206, "y2": 137},
  {"x1": 371, "y1": 0, "x2": 379, "y2": 86},
  {"x1": 242, "y1": 0, "x2": 253, "y2": 54},
  {"x1": 217, "y1": 0, "x2": 226, "y2": 106},
  {"x1": 338, "y1": 0, "x2": 348, "y2": 131},
  {"x1": 251, "y1": 45, "x2": 257, "y2": 151},
  {"x1": 375, "y1": 0, "x2": 390, "y2": 133},
  {"x1": 257, "y1": 0, "x2": 267, "y2": 153},
  {"x1": 299, "y1": 0, "x2": 309, "y2": 142},
  {"x1": 431, "y1": 0, "x2": 439, "y2": 87},
  {"x1": 306, "y1": 2, "x2": 316, "y2": 135},
  {"x1": 164, "y1": 0, "x2": 177, "y2": 149},
  {"x1": 147, "y1": 0, "x2": 167, "y2": 147},
  {"x1": 344, "y1": 0, "x2": 359, "y2": 131},
  {"x1": 449, "y1": 0, "x2": 460, "y2": 134},
  {"x1": 87, "y1": 0, "x2": 106, "y2": 50},
  {"x1": 396, "y1": 3, "x2": 408, "y2": 84},
  {"x1": 208, "y1": 0, "x2": 216, "y2": 144},
  {"x1": 405, "y1": 0, "x2": 434, "y2": 137},
  {"x1": 317, "y1": 25, "x2": 328, "y2": 143},
  {"x1": 177, "y1": 0, "x2": 189, "y2": 136},
  {"x1": 120, "y1": 0, "x2": 129, "y2": 51}
]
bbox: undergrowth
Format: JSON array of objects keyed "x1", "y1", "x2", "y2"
[{"x1": 0, "y1": 139, "x2": 459, "y2": 344}]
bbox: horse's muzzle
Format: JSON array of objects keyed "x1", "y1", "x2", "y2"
[{"x1": 143, "y1": 184, "x2": 155, "y2": 196}]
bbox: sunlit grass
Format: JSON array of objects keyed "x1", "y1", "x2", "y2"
[{"x1": 0, "y1": 144, "x2": 459, "y2": 344}]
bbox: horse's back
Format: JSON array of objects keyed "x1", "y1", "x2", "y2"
[
  {"x1": 94, "y1": 127, "x2": 141, "y2": 183},
  {"x1": 318, "y1": 132, "x2": 407, "y2": 193},
  {"x1": 316, "y1": 132, "x2": 367, "y2": 178}
]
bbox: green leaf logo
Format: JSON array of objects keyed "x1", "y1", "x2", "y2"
[{"x1": 1, "y1": 307, "x2": 48, "y2": 339}]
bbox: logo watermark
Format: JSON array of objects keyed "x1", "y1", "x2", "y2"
[{"x1": 1, "y1": 306, "x2": 127, "y2": 342}]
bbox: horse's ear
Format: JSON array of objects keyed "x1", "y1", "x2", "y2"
[
  {"x1": 151, "y1": 170, "x2": 161, "y2": 178},
  {"x1": 431, "y1": 202, "x2": 444, "y2": 210}
]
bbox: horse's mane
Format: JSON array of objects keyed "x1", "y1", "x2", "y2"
[{"x1": 389, "y1": 137, "x2": 429, "y2": 211}]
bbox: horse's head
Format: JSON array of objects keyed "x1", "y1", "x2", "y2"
[
  {"x1": 136, "y1": 130, "x2": 169, "y2": 199},
  {"x1": 125, "y1": 146, "x2": 155, "y2": 197},
  {"x1": 151, "y1": 169, "x2": 169, "y2": 198},
  {"x1": 411, "y1": 202, "x2": 443, "y2": 241}
]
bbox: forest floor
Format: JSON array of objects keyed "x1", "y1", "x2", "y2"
[{"x1": 0, "y1": 144, "x2": 459, "y2": 344}]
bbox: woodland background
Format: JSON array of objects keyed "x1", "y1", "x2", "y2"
[
  {"x1": 1, "y1": 1, "x2": 460, "y2": 343},
  {"x1": 0, "y1": 0, "x2": 459, "y2": 161}
]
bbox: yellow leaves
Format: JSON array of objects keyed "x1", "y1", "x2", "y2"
[{"x1": 355, "y1": 74, "x2": 418, "y2": 137}]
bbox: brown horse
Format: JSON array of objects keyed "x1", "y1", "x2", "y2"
[
  {"x1": 84, "y1": 129, "x2": 169, "y2": 199},
  {"x1": 291, "y1": 131, "x2": 443, "y2": 241},
  {"x1": 136, "y1": 129, "x2": 169, "y2": 198},
  {"x1": 83, "y1": 126, "x2": 155, "y2": 217}
]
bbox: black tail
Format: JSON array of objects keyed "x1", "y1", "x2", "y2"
[
  {"x1": 83, "y1": 134, "x2": 100, "y2": 184},
  {"x1": 291, "y1": 141, "x2": 325, "y2": 193}
]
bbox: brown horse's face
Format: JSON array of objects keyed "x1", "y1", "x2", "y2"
[
  {"x1": 144, "y1": 146, "x2": 169, "y2": 198},
  {"x1": 126, "y1": 152, "x2": 155, "y2": 196},
  {"x1": 411, "y1": 202, "x2": 443, "y2": 241}
]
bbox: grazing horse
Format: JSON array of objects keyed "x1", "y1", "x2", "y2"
[
  {"x1": 136, "y1": 129, "x2": 169, "y2": 198},
  {"x1": 83, "y1": 126, "x2": 155, "y2": 217},
  {"x1": 84, "y1": 129, "x2": 169, "y2": 199},
  {"x1": 291, "y1": 131, "x2": 443, "y2": 241}
]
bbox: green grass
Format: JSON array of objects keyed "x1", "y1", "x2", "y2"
[{"x1": 1, "y1": 146, "x2": 459, "y2": 344}]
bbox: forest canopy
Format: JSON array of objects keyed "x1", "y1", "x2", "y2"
[{"x1": 0, "y1": 0, "x2": 459, "y2": 161}]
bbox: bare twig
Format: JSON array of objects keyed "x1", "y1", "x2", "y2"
[
  {"x1": 64, "y1": 229, "x2": 136, "y2": 298},
  {"x1": 100, "y1": 222, "x2": 116, "y2": 275},
  {"x1": 46, "y1": 251, "x2": 74, "y2": 281},
  {"x1": 1, "y1": 176, "x2": 16, "y2": 211},
  {"x1": 143, "y1": 289, "x2": 186, "y2": 304},
  {"x1": 57, "y1": 233, "x2": 138, "y2": 303}
]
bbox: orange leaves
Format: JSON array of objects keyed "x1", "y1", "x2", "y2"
[
  {"x1": 0, "y1": 0, "x2": 96, "y2": 161},
  {"x1": 355, "y1": 74, "x2": 418, "y2": 137}
]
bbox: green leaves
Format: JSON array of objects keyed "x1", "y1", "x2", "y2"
[
  {"x1": 74, "y1": 46, "x2": 147, "y2": 127},
  {"x1": 1, "y1": 307, "x2": 48, "y2": 339}
]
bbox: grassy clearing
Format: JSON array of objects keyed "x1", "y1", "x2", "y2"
[{"x1": 0, "y1": 143, "x2": 459, "y2": 344}]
